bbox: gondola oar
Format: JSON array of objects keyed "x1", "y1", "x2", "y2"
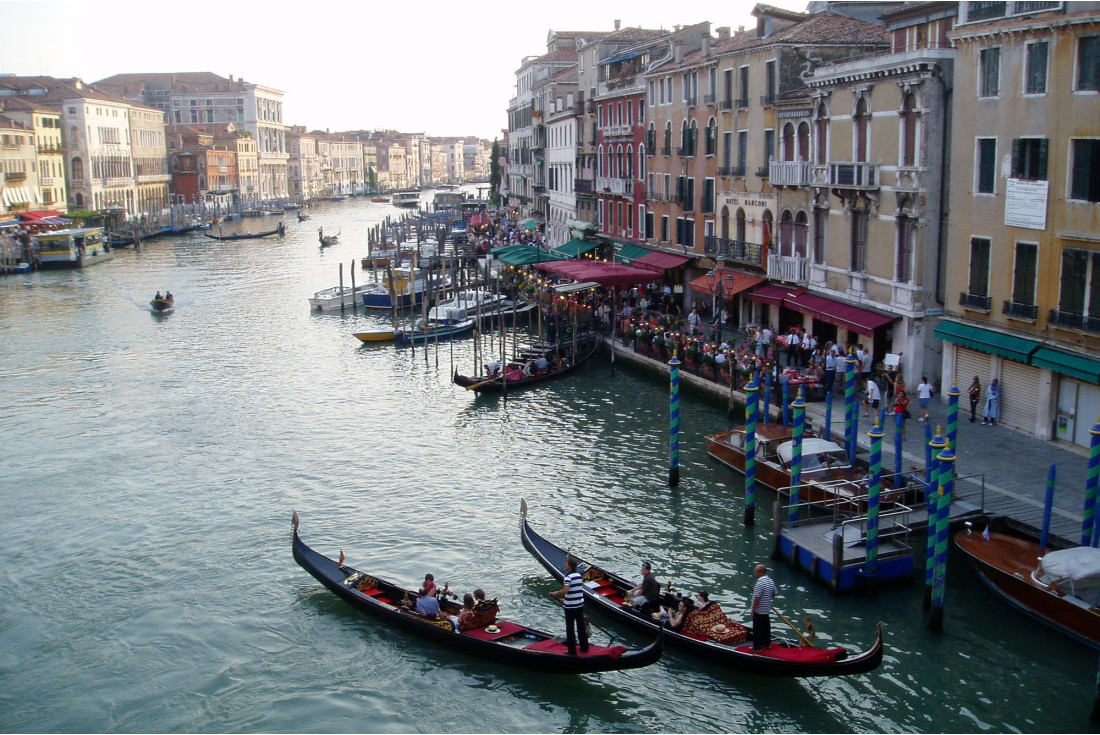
[
  {"x1": 775, "y1": 608, "x2": 815, "y2": 647},
  {"x1": 465, "y1": 374, "x2": 504, "y2": 391},
  {"x1": 553, "y1": 597, "x2": 628, "y2": 645}
]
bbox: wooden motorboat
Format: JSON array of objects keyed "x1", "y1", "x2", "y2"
[
  {"x1": 705, "y1": 425, "x2": 908, "y2": 513},
  {"x1": 291, "y1": 512, "x2": 663, "y2": 674},
  {"x1": 353, "y1": 328, "x2": 396, "y2": 343},
  {"x1": 955, "y1": 527, "x2": 1100, "y2": 649},
  {"x1": 205, "y1": 222, "x2": 284, "y2": 241},
  {"x1": 520, "y1": 501, "x2": 884, "y2": 677},
  {"x1": 150, "y1": 295, "x2": 175, "y2": 313},
  {"x1": 395, "y1": 319, "x2": 475, "y2": 345},
  {"x1": 453, "y1": 336, "x2": 601, "y2": 394},
  {"x1": 371, "y1": 196, "x2": 389, "y2": 203}
]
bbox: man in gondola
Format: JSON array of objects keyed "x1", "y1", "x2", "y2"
[
  {"x1": 627, "y1": 562, "x2": 660, "y2": 611},
  {"x1": 751, "y1": 564, "x2": 777, "y2": 650},
  {"x1": 549, "y1": 557, "x2": 588, "y2": 655}
]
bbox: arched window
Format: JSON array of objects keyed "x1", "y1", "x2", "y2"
[
  {"x1": 720, "y1": 206, "x2": 730, "y2": 240},
  {"x1": 597, "y1": 145, "x2": 604, "y2": 177},
  {"x1": 680, "y1": 120, "x2": 689, "y2": 154},
  {"x1": 762, "y1": 210, "x2": 774, "y2": 254},
  {"x1": 901, "y1": 92, "x2": 917, "y2": 167},
  {"x1": 854, "y1": 97, "x2": 869, "y2": 163},
  {"x1": 797, "y1": 121, "x2": 810, "y2": 161},
  {"x1": 71, "y1": 157, "x2": 83, "y2": 180},
  {"x1": 782, "y1": 123, "x2": 796, "y2": 162},
  {"x1": 626, "y1": 145, "x2": 633, "y2": 178},
  {"x1": 617, "y1": 144, "x2": 625, "y2": 179},
  {"x1": 814, "y1": 103, "x2": 829, "y2": 165},
  {"x1": 689, "y1": 119, "x2": 698, "y2": 156},
  {"x1": 75, "y1": 192, "x2": 84, "y2": 207},
  {"x1": 638, "y1": 144, "x2": 646, "y2": 179},
  {"x1": 705, "y1": 118, "x2": 717, "y2": 155},
  {"x1": 735, "y1": 207, "x2": 747, "y2": 242},
  {"x1": 663, "y1": 122, "x2": 672, "y2": 154},
  {"x1": 779, "y1": 209, "x2": 794, "y2": 256},
  {"x1": 794, "y1": 211, "x2": 809, "y2": 258}
]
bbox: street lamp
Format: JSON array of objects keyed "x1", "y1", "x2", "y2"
[{"x1": 706, "y1": 268, "x2": 724, "y2": 346}]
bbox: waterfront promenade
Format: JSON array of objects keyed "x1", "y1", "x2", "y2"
[{"x1": 609, "y1": 338, "x2": 1089, "y2": 546}]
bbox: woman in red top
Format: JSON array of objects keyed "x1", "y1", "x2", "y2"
[{"x1": 893, "y1": 388, "x2": 910, "y2": 440}]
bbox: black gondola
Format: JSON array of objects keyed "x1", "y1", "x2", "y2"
[
  {"x1": 519, "y1": 501, "x2": 884, "y2": 678},
  {"x1": 291, "y1": 512, "x2": 663, "y2": 675},
  {"x1": 452, "y1": 335, "x2": 601, "y2": 394},
  {"x1": 297, "y1": 212, "x2": 311, "y2": 222},
  {"x1": 205, "y1": 222, "x2": 284, "y2": 241}
]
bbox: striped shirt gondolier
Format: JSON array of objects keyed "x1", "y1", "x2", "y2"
[
  {"x1": 563, "y1": 571, "x2": 585, "y2": 608},
  {"x1": 752, "y1": 574, "x2": 777, "y2": 614}
]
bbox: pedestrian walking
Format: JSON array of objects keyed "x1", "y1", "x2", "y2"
[{"x1": 917, "y1": 376, "x2": 933, "y2": 421}]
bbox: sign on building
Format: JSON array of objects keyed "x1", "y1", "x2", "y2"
[{"x1": 1004, "y1": 178, "x2": 1048, "y2": 230}]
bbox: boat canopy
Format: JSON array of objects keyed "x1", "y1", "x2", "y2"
[
  {"x1": 1037, "y1": 547, "x2": 1100, "y2": 606},
  {"x1": 776, "y1": 438, "x2": 850, "y2": 470}
]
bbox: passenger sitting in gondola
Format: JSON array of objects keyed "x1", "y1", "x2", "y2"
[
  {"x1": 657, "y1": 595, "x2": 696, "y2": 632},
  {"x1": 420, "y1": 573, "x2": 437, "y2": 597},
  {"x1": 484, "y1": 360, "x2": 501, "y2": 378},
  {"x1": 535, "y1": 355, "x2": 549, "y2": 373},
  {"x1": 626, "y1": 561, "x2": 660, "y2": 612},
  {"x1": 505, "y1": 364, "x2": 524, "y2": 382},
  {"x1": 415, "y1": 587, "x2": 440, "y2": 618}
]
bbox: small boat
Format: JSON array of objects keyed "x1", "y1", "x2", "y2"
[
  {"x1": 360, "y1": 266, "x2": 449, "y2": 310},
  {"x1": 705, "y1": 425, "x2": 908, "y2": 513},
  {"x1": 360, "y1": 250, "x2": 395, "y2": 269},
  {"x1": 204, "y1": 222, "x2": 285, "y2": 241},
  {"x1": 35, "y1": 227, "x2": 114, "y2": 269},
  {"x1": 297, "y1": 212, "x2": 311, "y2": 222},
  {"x1": 452, "y1": 335, "x2": 601, "y2": 394},
  {"x1": 329, "y1": 195, "x2": 348, "y2": 202},
  {"x1": 391, "y1": 191, "x2": 420, "y2": 208},
  {"x1": 395, "y1": 318, "x2": 475, "y2": 345},
  {"x1": 291, "y1": 512, "x2": 664, "y2": 674},
  {"x1": 371, "y1": 196, "x2": 388, "y2": 203},
  {"x1": 955, "y1": 527, "x2": 1100, "y2": 649},
  {"x1": 318, "y1": 227, "x2": 339, "y2": 247},
  {"x1": 150, "y1": 294, "x2": 175, "y2": 313},
  {"x1": 309, "y1": 283, "x2": 376, "y2": 311},
  {"x1": 520, "y1": 501, "x2": 884, "y2": 677},
  {"x1": 353, "y1": 328, "x2": 396, "y2": 343},
  {"x1": 282, "y1": 203, "x2": 301, "y2": 211}
]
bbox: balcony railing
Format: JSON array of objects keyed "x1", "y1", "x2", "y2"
[
  {"x1": 677, "y1": 147, "x2": 696, "y2": 157},
  {"x1": 574, "y1": 178, "x2": 594, "y2": 195},
  {"x1": 735, "y1": 97, "x2": 749, "y2": 109},
  {"x1": 596, "y1": 177, "x2": 634, "y2": 196},
  {"x1": 41, "y1": 177, "x2": 54, "y2": 186},
  {"x1": 769, "y1": 160, "x2": 811, "y2": 186},
  {"x1": 1049, "y1": 309, "x2": 1100, "y2": 333},
  {"x1": 704, "y1": 235, "x2": 764, "y2": 269},
  {"x1": 760, "y1": 94, "x2": 776, "y2": 107},
  {"x1": 720, "y1": 99, "x2": 733, "y2": 111},
  {"x1": 704, "y1": 93, "x2": 717, "y2": 104},
  {"x1": 811, "y1": 162, "x2": 878, "y2": 189},
  {"x1": 894, "y1": 167, "x2": 923, "y2": 191},
  {"x1": 768, "y1": 254, "x2": 809, "y2": 284},
  {"x1": 1003, "y1": 300, "x2": 1039, "y2": 321},
  {"x1": 4, "y1": 172, "x2": 27, "y2": 182},
  {"x1": 718, "y1": 165, "x2": 746, "y2": 177},
  {"x1": 685, "y1": 95, "x2": 697, "y2": 107},
  {"x1": 959, "y1": 292, "x2": 992, "y2": 312}
]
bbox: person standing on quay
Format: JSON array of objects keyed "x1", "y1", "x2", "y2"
[
  {"x1": 968, "y1": 376, "x2": 981, "y2": 423},
  {"x1": 751, "y1": 564, "x2": 777, "y2": 650},
  {"x1": 983, "y1": 378, "x2": 1000, "y2": 426},
  {"x1": 549, "y1": 557, "x2": 589, "y2": 655}
]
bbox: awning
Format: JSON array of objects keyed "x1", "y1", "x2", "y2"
[
  {"x1": 552, "y1": 238, "x2": 600, "y2": 258},
  {"x1": 934, "y1": 320, "x2": 1041, "y2": 363},
  {"x1": 614, "y1": 242, "x2": 653, "y2": 264},
  {"x1": 604, "y1": 48, "x2": 645, "y2": 65},
  {"x1": 783, "y1": 292, "x2": 896, "y2": 337},
  {"x1": 0, "y1": 219, "x2": 20, "y2": 229},
  {"x1": 496, "y1": 246, "x2": 567, "y2": 266},
  {"x1": 532, "y1": 260, "x2": 659, "y2": 288},
  {"x1": 519, "y1": 218, "x2": 539, "y2": 230},
  {"x1": 2, "y1": 187, "x2": 31, "y2": 206},
  {"x1": 688, "y1": 270, "x2": 766, "y2": 297},
  {"x1": 1030, "y1": 347, "x2": 1100, "y2": 384},
  {"x1": 748, "y1": 284, "x2": 801, "y2": 306},
  {"x1": 21, "y1": 216, "x2": 71, "y2": 226},
  {"x1": 633, "y1": 250, "x2": 691, "y2": 273},
  {"x1": 19, "y1": 210, "x2": 64, "y2": 221}
]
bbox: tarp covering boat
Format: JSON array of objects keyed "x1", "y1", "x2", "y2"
[{"x1": 1037, "y1": 547, "x2": 1100, "y2": 607}]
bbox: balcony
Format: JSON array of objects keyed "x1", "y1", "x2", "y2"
[
  {"x1": 735, "y1": 98, "x2": 749, "y2": 109},
  {"x1": 767, "y1": 254, "x2": 809, "y2": 284},
  {"x1": 720, "y1": 99, "x2": 733, "y2": 111},
  {"x1": 769, "y1": 160, "x2": 811, "y2": 186},
  {"x1": 1049, "y1": 309, "x2": 1100, "y2": 333},
  {"x1": 894, "y1": 167, "x2": 924, "y2": 192},
  {"x1": 41, "y1": 177, "x2": 54, "y2": 186},
  {"x1": 1003, "y1": 300, "x2": 1039, "y2": 322},
  {"x1": 704, "y1": 93, "x2": 717, "y2": 105},
  {"x1": 760, "y1": 94, "x2": 776, "y2": 107},
  {"x1": 685, "y1": 95, "x2": 698, "y2": 107},
  {"x1": 596, "y1": 177, "x2": 634, "y2": 196},
  {"x1": 574, "y1": 178, "x2": 595, "y2": 195},
  {"x1": 600, "y1": 124, "x2": 633, "y2": 138},
  {"x1": 959, "y1": 291, "x2": 992, "y2": 313},
  {"x1": 811, "y1": 162, "x2": 878, "y2": 189},
  {"x1": 676, "y1": 147, "x2": 696, "y2": 158},
  {"x1": 5, "y1": 171, "x2": 27, "y2": 182},
  {"x1": 718, "y1": 165, "x2": 746, "y2": 177},
  {"x1": 704, "y1": 235, "x2": 764, "y2": 269}
]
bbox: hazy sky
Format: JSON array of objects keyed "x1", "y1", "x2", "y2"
[{"x1": 1, "y1": 0, "x2": 804, "y2": 140}]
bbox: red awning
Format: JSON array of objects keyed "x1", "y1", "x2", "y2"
[
  {"x1": 19, "y1": 210, "x2": 64, "y2": 221},
  {"x1": 747, "y1": 284, "x2": 804, "y2": 306},
  {"x1": 783, "y1": 292, "x2": 896, "y2": 337},
  {"x1": 632, "y1": 250, "x2": 691, "y2": 273},
  {"x1": 688, "y1": 270, "x2": 765, "y2": 297},
  {"x1": 531, "y1": 260, "x2": 660, "y2": 288}
]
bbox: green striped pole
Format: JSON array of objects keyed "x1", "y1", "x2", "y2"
[
  {"x1": 924, "y1": 427, "x2": 948, "y2": 610},
  {"x1": 865, "y1": 422, "x2": 885, "y2": 586},
  {"x1": 1084, "y1": 418, "x2": 1100, "y2": 547},
  {"x1": 745, "y1": 380, "x2": 759, "y2": 526},
  {"x1": 763, "y1": 372, "x2": 772, "y2": 425},
  {"x1": 946, "y1": 383, "x2": 960, "y2": 454},
  {"x1": 929, "y1": 447, "x2": 955, "y2": 632},
  {"x1": 669, "y1": 354, "x2": 681, "y2": 487},
  {"x1": 844, "y1": 353, "x2": 858, "y2": 465},
  {"x1": 789, "y1": 390, "x2": 806, "y2": 524}
]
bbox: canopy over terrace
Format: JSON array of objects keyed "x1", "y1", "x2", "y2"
[{"x1": 531, "y1": 260, "x2": 659, "y2": 289}]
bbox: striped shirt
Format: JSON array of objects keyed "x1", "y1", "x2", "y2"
[
  {"x1": 563, "y1": 571, "x2": 585, "y2": 609},
  {"x1": 752, "y1": 575, "x2": 777, "y2": 615}
]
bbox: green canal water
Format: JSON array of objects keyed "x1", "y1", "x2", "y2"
[{"x1": 1, "y1": 193, "x2": 1095, "y2": 733}]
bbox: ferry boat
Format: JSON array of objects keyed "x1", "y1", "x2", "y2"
[
  {"x1": 35, "y1": 227, "x2": 113, "y2": 269},
  {"x1": 391, "y1": 191, "x2": 420, "y2": 208}
]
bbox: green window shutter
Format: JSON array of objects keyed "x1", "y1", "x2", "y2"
[
  {"x1": 1038, "y1": 138, "x2": 1049, "y2": 180},
  {"x1": 1011, "y1": 138, "x2": 1021, "y2": 177}
]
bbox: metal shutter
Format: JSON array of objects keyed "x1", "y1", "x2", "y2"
[
  {"x1": 953, "y1": 348, "x2": 993, "y2": 393},
  {"x1": 999, "y1": 360, "x2": 1041, "y2": 433}
]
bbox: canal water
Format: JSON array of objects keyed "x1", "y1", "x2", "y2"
[{"x1": 1, "y1": 192, "x2": 1095, "y2": 734}]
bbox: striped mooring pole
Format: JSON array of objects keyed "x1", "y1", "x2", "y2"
[
  {"x1": 929, "y1": 446, "x2": 956, "y2": 631},
  {"x1": 744, "y1": 380, "x2": 759, "y2": 526},
  {"x1": 1084, "y1": 418, "x2": 1100, "y2": 547},
  {"x1": 924, "y1": 420, "x2": 934, "y2": 489},
  {"x1": 844, "y1": 353, "x2": 858, "y2": 465},
  {"x1": 782, "y1": 379, "x2": 790, "y2": 426},
  {"x1": 669, "y1": 355, "x2": 680, "y2": 487},
  {"x1": 789, "y1": 390, "x2": 806, "y2": 524},
  {"x1": 924, "y1": 427, "x2": 948, "y2": 610},
  {"x1": 763, "y1": 371, "x2": 772, "y2": 425},
  {"x1": 946, "y1": 383, "x2": 961, "y2": 455},
  {"x1": 894, "y1": 410, "x2": 904, "y2": 478},
  {"x1": 866, "y1": 421, "x2": 885, "y2": 587},
  {"x1": 1040, "y1": 463, "x2": 1056, "y2": 551},
  {"x1": 825, "y1": 389, "x2": 833, "y2": 441}
]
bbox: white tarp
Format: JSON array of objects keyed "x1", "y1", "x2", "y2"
[{"x1": 1037, "y1": 546, "x2": 1100, "y2": 607}]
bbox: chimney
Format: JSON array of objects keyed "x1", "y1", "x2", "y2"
[
  {"x1": 702, "y1": 37, "x2": 711, "y2": 57},
  {"x1": 674, "y1": 40, "x2": 684, "y2": 63},
  {"x1": 229, "y1": 74, "x2": 234, "y2": 82},
  {"x1": 717, "y1": 26, "x2": 731, "y2": 40},
  {"x1": 614, "y1": 19, "x2": 620, "y2": 31}
]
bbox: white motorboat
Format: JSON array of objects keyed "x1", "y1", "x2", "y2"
[{"x1": 308, "y1": 283, "x2": 376, "y2": 311}]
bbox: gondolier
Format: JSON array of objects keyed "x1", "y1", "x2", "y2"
[
  {"x1": 550, "y1": 557, "x2": 589, "y2": 655},
  {"x1": 751, "y1": 564, "x2": 777, "y2": 650}
]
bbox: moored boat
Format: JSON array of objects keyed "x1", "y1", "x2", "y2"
[
  {"x1": 391, "y1": 191, "x2": 420, "y2": 208},
  {"x1": 291, "y1": 512, "x2": 664, "y2": 674},
  {"x1": 35, "y1": 227, "x2": 113, "y2": 269},
  {"x1": 309, "y1": 283, "x2": 376, "y2": 311},
  {"x1": 360, "y1": 266, "x2": 448, "y2": 310},
  {"x1": 452, "y1": 335, "x2": 601, "y2": 394},
  {"x1": 353, "y1": 328, "x2": 396, "y2": 343},
  {"x1": 955, "y1": 527, "x2": 1100, "y2": 649},
  {"x1": 395, "y1": 319, "x2": 475, "y2": 345},
  {"x1": 520, "y1": 501, "x2": 884, "y2": 677}
]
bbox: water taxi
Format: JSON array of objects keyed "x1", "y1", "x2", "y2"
[
  {"x1": 391, "y1": 192, "x2": 420, "y2": 208},
  {"x1": 35, "y1": 227, "x2": 113, "y2": 269}
]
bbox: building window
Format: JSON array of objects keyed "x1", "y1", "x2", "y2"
[
  {"x1": 702, "y1": 178, "x2": 715, "y2": 214},
  {"x1": 896, "y1": 215, "x2": 915, "y2": 282},
  {"x1": 854, "y1": 97, "x2": 869, "y2": 162},
  {"x1": 1056, "y1": 249, "x2": 1100, "y2": 329},
  {"x1": 645, "y1": 210, "x2": 654, "y2": 240},
  {"x1": 1025, "y1": 41, "x2": 1049, "y2": 95},
  {"x1": 737, "y1": 130, "x2": 748, "y2": 172},
  {"x1": 814, "y1": 103, "x2": 828, "y2": 165},
  {"x1": 763, "y1": 129, "x2": 774, "y2": 170},
  {"x1": 979, "y1": 47, "x2": 1000, "y2": 97},
  {"x1": 1010, "y1": 241, "x2": 1038, "y2": 311},
  {"x1": 661, "y1": 214, "x2": 669, "y2": 242},
  {"x1": 1070, "y1": 139, "x2": 1100, "y2": 202},
  {"x1": 977, "y1": 138, "x2": 997, "y2": 194},
  {"x1": 850, "y1": 207, "x2": 868, "y2": 272},
  {"x1": 1011, "y1": 137, "x2": 1048, "y2": 180},
  {"x1": 900, "y1": 93, "x2": 917, "y2": 167},
  {"x1": 812, "y1": 205, "x2": 827, "y2": 264},
  {"x1": 1078, "y1": 36, "x2": 1099, "y2": 91},
  {"x1": 967, "y1": 236, "x2": 992, "y2": 301},
  {"x1": 738, "y1": 66, "x2": 749, "y2": 106},
  {"x1": 705, "y1": 118, "x2": 717, "y2": 156}
]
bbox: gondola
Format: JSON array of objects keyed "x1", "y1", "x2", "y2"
[
  {"x1": 204, "y1": 222, "x2": 284, "y2": 241},
  {"x1": 519, "y1": 501, "x2": 884, "y2": 677},
  {"x1": 291, "y1": 512, "x2": 663, "y2": 674},
  {"x1": 318, "y1": 227, "x2": 340, "y2": 247},
  {"x1": 297, "y1": 212, "x2": 311, "y2": 222},
  {"x1": 452, "y1": 335, "x2": 601, "y2": 394}
]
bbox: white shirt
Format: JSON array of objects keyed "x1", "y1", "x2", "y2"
[
  {"x1": 918, "y1": 382, "x2": 933, "y2": 399},
  {"x1": 866, "y1": 380, "x2": 881, "y2": 402}
]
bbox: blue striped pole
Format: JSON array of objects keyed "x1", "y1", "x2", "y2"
[
  {"x1": 946, "y1": 383, "x2": 961, "y2": 455},
  {"x1": 825, "y1": 389, "x2": 833, "y2": 441},
  {"x1": 745, "y1": 380, "x2": 759, "y2": 526},
  {"x1": 924, "y1": 427, "x2": 948, "y2": 610},
  {"x1": 789, "y1": 391, "x2": 806, "y2": 524},
  {"x1": 1040, "y1": 463, "x2": 1056, "y2": 551},
  {"x1": 929, "y1": 446, "x2": 956, "y2": 631},
  {"x1": 894, "y1": 410, "x2": 904, "y2": 478},
  {"x1": 763, "y1": 372, "x2": 772, "y2": 425},
  {"x1": 669, "y1": 355, "x2": 680, "y2": 487},
  {"x1": 782, "y1": 379, "x2": 790, "y2": 426},
  {"x1": 865, "y1": 421, "x2": 885, "y2": 585},
  {"x1": 844, "y1": 354, "x2": 858, "y2": 465},
  {"x1": 924, "y1": 420, "x2": 933, "y2": 488},
  {"x1": 1084, "y1": 419, "x2": 1100, "y2": 547},
  {"x1": 851, "y1": 394, "x2": 860, "y2": 470}
]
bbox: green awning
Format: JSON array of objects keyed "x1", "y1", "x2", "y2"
[
  {"x1": 552, "y1": 238, "x2": 600, "y2": 258},
  {"x1": 933, "y1": 320, "x2": 1041, "y2": 363},
  {"x1": 496, "y1": 246, "x2": 568, "y2": 266},
  {"x1": 519, "y1": 218, "x2": 539, "y2": 230},
  {"x1": 614, "y1": 242, "x2": 653, "y2": 264},
  {"x1": 491, "y1": 244, "x2": 528, "y2": 256},
  {"x1": 1031, "y1": 346, "x2": 1100, "y2": 383}
]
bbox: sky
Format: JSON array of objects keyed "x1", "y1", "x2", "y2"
[{"x1": 0, "y1": 0, "x2": 806, "y2": 141}]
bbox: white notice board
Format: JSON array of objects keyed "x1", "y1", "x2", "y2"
[{"x1": 1004, "y1": 178, "x2": 1048, "y2": 230}]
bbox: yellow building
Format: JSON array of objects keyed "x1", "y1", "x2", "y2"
[{"x1": 0, "y1": 99, "x2": 67, "y2": 212}]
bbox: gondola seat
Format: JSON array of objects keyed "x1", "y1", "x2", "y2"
[
  {"x1": 458, "y1": 602, "x2": 499, "y2": 631},
  {"x1": 681, "y1": 604, "x2": 749, "y2": 644}
]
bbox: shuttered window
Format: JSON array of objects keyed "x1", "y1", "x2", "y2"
[
  {"x1": 896, "y1": 215, "x2": 916, "y2": 283},
  {"x1": 1011, "y1": 138, "x2": 1048, "y2": 180},
  {"x1": 850, "y1": 208, "x2": 868, "y2": 272},
  {"x1": 813, "y1": 206, "x2": 827, "y2": 264},
  {"x1": 968, "y1": 237, "x2": 991, "y2": 297},
  {"x1": 1078, "y1": 36, "x2": 1099, "y2": 91},
  {"x1": 1012, "y1": 242, "x2": 1038, "y2": 306},
  {"x1": 977, "y1": 138, "x2": 997, "y2": 193},
  {"x1": 1070, "y1": 139, "x2": 1100, "y2": 202},
  {"x1": 980, "y1": 47, "x2": 1000, "y2": 97},
  {"x1": 1025, "y1": 41, "x2": 1049, "y2": 94}
]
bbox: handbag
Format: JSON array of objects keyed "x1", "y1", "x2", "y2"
[{"x1": 904, "y1": 409, "x2": 912, "y2": 419}]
